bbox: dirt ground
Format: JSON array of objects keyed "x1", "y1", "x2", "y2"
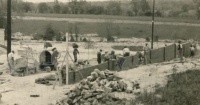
[
  {"x1": 0, "y1": 40, "x2": 198, "y2": 105},
  {"x1": 1, "y1": 58, "x2": 199, "y2": 105}
]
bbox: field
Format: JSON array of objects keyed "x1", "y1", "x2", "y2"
[
  {"x1": 12, "y1": 19, "x2": 200, "y2": 40},
  {"x1": 17, "y1": 13, "x2": 200, "y2": 24}
]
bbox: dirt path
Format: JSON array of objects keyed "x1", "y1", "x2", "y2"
[
  {"x1": 15, "y1": 16, "x2": 200, "y2": 27},
  {"x1": 0, "y1": 72, "x2": 75, "y2": 105}
]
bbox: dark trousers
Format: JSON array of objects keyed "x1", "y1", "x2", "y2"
[
  {"x1": 116, "y1": 57, "x2": 125, "y2": 70},
  {"x1": 190, "y1": 51, "x2": 195, "y2": 57},
  {"x1": 73, "y1": 54, "x2": 77, "y2": 63},
  {"x1": 123, "y1": 52, "x2": 130, "y2": 57},
  {"x1": 97, "y1": 59, "x2": 101, "y2": 64}
]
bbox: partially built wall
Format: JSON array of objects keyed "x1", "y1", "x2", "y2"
[{"x1": 68, "y1": 43, "x2": 191, "y2": 84}]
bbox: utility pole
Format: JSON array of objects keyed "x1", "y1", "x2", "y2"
[
  {"x1": 151, "y1": 0, "x2": 155, "y2": 49},
  {"x1": 7, "y1": 0, "x2": 11, "y2": 54},
  {"x1": 65, "y1": 32, "x2": 69, "y2": 85}
]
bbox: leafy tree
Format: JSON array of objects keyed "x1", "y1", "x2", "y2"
[
  {"x1": 106, "y1": 1, "x2": 122, "y2": 15},
  {"x1": 193, "y1": 0, "x2": 200, "y2": 19},
  {"x1": 22, "y1": 2, "x2": 33, "y2": 12},
  {"x1": 139, "y1": 0, "x2": 151, "y2": 15},
  {"x1": 38, "y1": 2, "x2": 49, "y2": 13},
  {"x1": 181, "y1": 4, "x2": 190, "y2": 12},
  {"x1": 130, "y1": 0, "x2": 140, "y2": 16},
  {"x1": 53, "y1": 0, "x2": 61, "y2": 13},
  {"x1": 61, "y1": 5, "x2": 70, "y2": 14}
]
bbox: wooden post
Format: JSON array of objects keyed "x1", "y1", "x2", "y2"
[
  {"x1": 163, "y1": 47, "x2": 166, "y2": 61},
  {"x1": 174, "y1": 44, "x2": 177, "y2": 58},
  {"x1": 7, "y1": 0, "x2": 11, "y2": 55},
  {"x1": 66, "y1": 32, "x2": 69, "y2": 85}
]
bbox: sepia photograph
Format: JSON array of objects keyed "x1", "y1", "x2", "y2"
[{"x1": 0, "y1": 0, "x2": 200, "y2": 105}]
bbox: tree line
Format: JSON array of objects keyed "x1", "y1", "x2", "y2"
[{"x1": 1, "y1": 0, "x2": 200, "y2": 20}]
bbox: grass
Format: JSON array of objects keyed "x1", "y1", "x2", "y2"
[
  {"x1": 133, "y1": 70, "x2": 200, "y2": 105},
  {"x1": 12, "y1": 19, "x2": 200, "y2": 40},
  {"x1": 13, "y1": 13, "x2": 200, "y2": 24}
]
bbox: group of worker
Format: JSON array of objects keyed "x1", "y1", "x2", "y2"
[
  {"x1": 96, "y1": 46, "x2": 132, "y2": 70},
  {"x1": 96, "y1": 41, "x2": 197, "y2": 68},
  {"x1": 6, "y1": 41, "x2": 197, "y2": 75}
]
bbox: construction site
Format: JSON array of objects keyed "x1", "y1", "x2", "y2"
[{"x1": 1, "y1": 0, "x2": 200, "y2": 105}]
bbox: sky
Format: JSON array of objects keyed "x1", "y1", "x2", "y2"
[{"x1": 24, "y1": 0, "x2": 108, "y2": 3}]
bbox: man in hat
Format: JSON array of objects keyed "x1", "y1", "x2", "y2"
[
  {"x1": 97, "y1": 49, "x2": 103, "y2": 64},
  {"x1": 123, "y1": 46, "x2": 130, "y2": 57},
  {"x1": 73, "y1": 47, "x2": 79, "y2": 63},
  {"x1": 104, "y1": 51, "x2": 110, "y2": 62},
  {"x1": 51, "y1": 47, "x2": 60, "y2": 70},
  {"x1": 177, "y1": 41, "x2": 183, "y2": 62},
  {"x1": 190, "y1": 44, "x2": 195, "y2": 58},
  {"x1": 143, "y1": 43, "x2": 150, "y2": 64},
  {"x1": 8, "y1": 51, "x2": 15, "y2": 75},
  {"x1": 110, "y1": 50, "x2": 117, "y2": 60}
]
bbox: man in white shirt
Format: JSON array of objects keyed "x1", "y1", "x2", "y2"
[
  {"x1": 123, "y1": 46, "x2": 130, "y2": 57},
  {"x1": 8, "y1": 51, "x2": 15, "y2": 75},
  {"x1": 143, "y1": 43, "x2": 150, "y2": 64},
  {"x1": 177, "y1": 41, "x2": 183, "y2": 62}
]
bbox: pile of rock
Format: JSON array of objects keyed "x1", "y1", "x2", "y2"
[{"x1": 55, "y1": 69, "x2": 140, "y2": 105}]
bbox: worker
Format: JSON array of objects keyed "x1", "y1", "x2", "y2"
[
  {"x1": 110, "y1": 50, "x2": 117, "y2": 59},
  {"x1": 116, "y1": 54, "x2": 125, "y2": 70},
  {"x1": 104, "y1": 51, "x2": 110, "y2": 62},
  {"x1": 8, "y1": 51, "x2": 15, "y2": 75},
  {"x1": 97, "y1": 49, "x2": 103, "y2": 64},
  {"x1": 123, "y1": 46, "x2": 130, "y2": 57},
  {"x1": 177, "y1": 41, "x2": 183, "y2": 62},
  {"x1": 51, "y1": 47, "x2": 60, "y2": 70},
  {"x1": 138, "y1": 51, "x2": 145, "y2": 65},
  {"x1": 143, "y1": 43, "x2": 150, "y2": 64},
  {"x1": 190, "y1": 44, "x2": 195, "y2": 58},
  {"x1": 73, "y1": 47, "x2": 79, "y2": 63},
  {"x1": 44, "y1": 40, "x2": 47, "y2": 49}
]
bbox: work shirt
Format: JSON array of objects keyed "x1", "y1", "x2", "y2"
[
  {"x1": 143, "y1": 46, "x2": 150, "y2": 51},
  {"x1": 52, "y1": 50, "x2": 59, "y2": 62},
  {"x1": 73, "y1": 48, "x2": 79, "y2": 55},
  {"x1": 190, "y1": 46, "x2": 195, "y2": 51},
  {"x1": 97, "y1": 51, "x2": 102, "y2": 60},
  {"x1": 8, "y1": 52, "x2": 14, "y2": 61},
  {"x1": 178, "y1": 44, "x2": 183, "y2": 50},
  {"x1": 123, "y1": 48, "x2": 130, "y2": 54}
]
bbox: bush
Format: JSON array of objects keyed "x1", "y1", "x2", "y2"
[
  {"x1": 133, "y1": 70, "x2": 200, "y2": 105},
  {"x1": 126, "y1": 10, "x2": 134, "y2": 16},
  {"x1": 32, "y1": 33, "x2": 44, "y2": 40},
  {"x1": 70, "y1": 35, "x2": 75, "y2": 42},
  {"x1": 82, "y1": 38, "x2": 87, "y2": 42},
  {"x1": 146, "y1": 37, "x2": 150, "y2": 42},
  {"x1": 144, "y1": 11, "x2": 152, "y2": 16}
]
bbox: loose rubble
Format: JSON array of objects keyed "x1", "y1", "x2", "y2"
[
  {"x1": 55, "y1": 69, "x2": 140, "y2": 105},
  {"x1": 35, "y1": 74, "x2": 56, "y2": 85}
]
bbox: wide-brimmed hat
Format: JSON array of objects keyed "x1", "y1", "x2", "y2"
[{"x1": 52, "y1": 47, "x2": 56, "y2": 51}]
